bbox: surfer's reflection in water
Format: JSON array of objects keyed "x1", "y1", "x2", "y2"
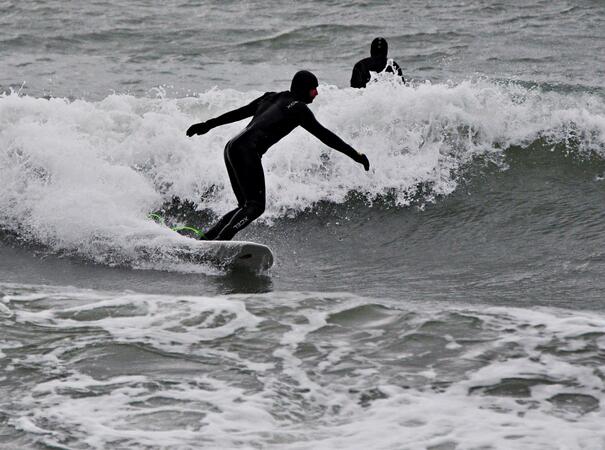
[{"x1": 187, "y1": 70, "x2": 370, "y2": 241}]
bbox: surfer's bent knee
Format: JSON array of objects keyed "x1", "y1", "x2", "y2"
[{"x1": 245, "y1": 200, "x2": 264, "y2": 219}]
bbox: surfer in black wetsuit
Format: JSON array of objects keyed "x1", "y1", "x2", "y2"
[
  {"x1": 186, "y1": 70, "x2": 370, "y2": 241},
  {"x1": 350, "y1": 37, "x2": 405, "y2": 88}
]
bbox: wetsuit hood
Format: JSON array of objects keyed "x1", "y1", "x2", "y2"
[
  {"x1": 290, "y1": 70, "x2": 318, "y2": 104},
  {"x1": 371, "y1": 37, "x2": 388, "y2": 58}
]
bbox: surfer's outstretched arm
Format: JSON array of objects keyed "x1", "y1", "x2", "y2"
[
  {"x1": 297, "y1": 105, "x2": 370, "y2": 171},
  {"x1": 186, "y1": 94, "x2": 267, "y2": 137}
]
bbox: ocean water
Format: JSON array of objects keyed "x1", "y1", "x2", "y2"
[{"x1": 1, "y1": 1, "x2": 605, "y2": 449}]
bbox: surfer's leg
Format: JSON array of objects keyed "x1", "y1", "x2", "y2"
[
  {"x1": 214, "y1": 147, "x2": 265, "y2": 240},
  {"x1": 203, "y1": 144, "x2": 246, "y2": 240},
  {"x1": 225, "y1": 143, "x2": 247, "y2": 208},
  {"x1": 203, "y1": 208, "x2": 238, "y2": 240}
]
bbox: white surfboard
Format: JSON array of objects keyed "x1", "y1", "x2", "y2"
[
  {"x1": 145, "y1": 214, "x2": 273, "y2": 271},
  {"x1": 187, "y1": 239, "x2": 274, "y2": 271},
  {"x1": 136, "y1": 236, "x2": 274, "y2": 271}
]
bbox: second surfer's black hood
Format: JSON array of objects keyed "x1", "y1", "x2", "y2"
[{"x1": 370, "y1": 37, "x2": 388, "y2": 58}]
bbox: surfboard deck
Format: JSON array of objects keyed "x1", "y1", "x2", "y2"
[
  {"x1": 179, "y1": 239, "x2": 274, "y2": 271},
  {"x1": 136, "y1": 235, "x2": 273, "y2": 272},
  {"x1": 146, "y1": 214, "x2": 273, "y2": 271}
]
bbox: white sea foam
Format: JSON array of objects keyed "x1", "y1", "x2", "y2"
[
  {"x1": 3, "y1": 286, "x2": 604, "y2": 449},
  {"x1": 1, "y1": 81, "x2": 604, "y2": 266},
  {"x1": 13, "y1": 291, "x2": 262, "y2": 353}
]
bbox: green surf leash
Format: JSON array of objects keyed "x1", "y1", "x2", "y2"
[
  {"x1": 170, "y1": 225, "x2": 207, "y2": 239},
  {"x1": 148, "y1": 213, "x2": 165, "y2": 224},
  {"x1": 148, "y1": 213, "x2": 207, "y2": 240}
]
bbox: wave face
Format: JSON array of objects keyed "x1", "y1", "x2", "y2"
[{"x1": 1, "y1": 80, "x2": 604, "y2": 267}]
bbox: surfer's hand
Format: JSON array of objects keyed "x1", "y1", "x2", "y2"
[
  {"x1": 357, "y1": 152, "x2": 370, "y2": 171},
  {"x1": 186, "y1": 122, "x2": 211, "y2": 137}
]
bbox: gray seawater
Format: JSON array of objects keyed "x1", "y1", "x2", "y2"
[
  {"x1": 1, "y1": 1, "x2": 605, "y2": 449},
  {"x1": 2, "y1": 0, "x2": 605, "y2": 97}
]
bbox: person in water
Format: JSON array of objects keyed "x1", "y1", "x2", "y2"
[
  {"x1": 350, "y1": 37, "x2": 405, "y2": 88},
  {"x1": 186, "y1": 70, "x2": 370, "y2": 241}
]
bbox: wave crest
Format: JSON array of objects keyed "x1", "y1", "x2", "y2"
[{"x1": 0, "y1": 79, "x2": 603, "y2": 262}]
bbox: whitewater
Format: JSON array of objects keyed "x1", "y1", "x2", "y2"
[{"x1": 1, "y1": 80, "x2": 603, "y2": 269}]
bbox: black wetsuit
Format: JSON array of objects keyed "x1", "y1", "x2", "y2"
[
  {"x1": 351, "y1": 37, "x2": 405, "y2": 88},
  {"x1": 201, "y1": 91, "x2": 363, "y2": 241},
  {"x1": 350, "y1": 57, "x2": 405, "y2": 88}
]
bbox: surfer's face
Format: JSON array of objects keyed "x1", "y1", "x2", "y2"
[{"x1": 309, "y1": 87, "x2": 318, "y2": 103}]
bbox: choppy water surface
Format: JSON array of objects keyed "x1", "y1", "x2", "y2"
[
  {"x1": 1, "y1": 1, "x2": 605, "y2": 449},
  {"x1": 2, "y1": 285, "x2": 605, "y2": 449},
  {"x1": 1, "y1": 0, "x2": 604, "y2": 97}
]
